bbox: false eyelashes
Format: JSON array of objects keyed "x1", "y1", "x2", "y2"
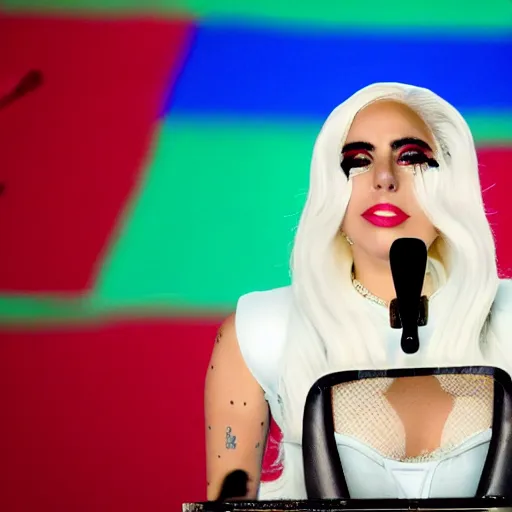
[
  {"x1": 340, "y1": 152, "x2": 440, "y2": 179},
  {"x1": 341, "y1": 160, "x2": 369, "y2": 178},
  {"x1": 340, "y1": 149, "x2": 372, "y2": 177}
]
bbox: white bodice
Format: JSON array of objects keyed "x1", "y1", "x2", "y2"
[{"x1": 234, "y1": 280, "x2": 512, "y2": 499}]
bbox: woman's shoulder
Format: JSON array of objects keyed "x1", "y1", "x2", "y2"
[
  {"x1": 234, "y1": 286, "x2": 293, "y2": 396},
  {"x1": 235, "y1": 285, "x2": 293, "y2": 352},
  {"x1": 236, "y1": 285, "x2": 293, "y2": 317}
]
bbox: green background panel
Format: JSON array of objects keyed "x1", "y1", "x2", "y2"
[
  {"x1": 2, "y1": 0, "x2": 512, "y2": 30},
  {"x1": 0, "y1": 295, "x2": 225, "y2": 324},
  {"x1": 0, "y1": 111, "x2": 510, "y2": 319},
  {"x1": 0, "y1": 296, "x2": 87, "y2": 322},
  {"x1": 467, "y1": 113, "x2": 512, "y2": 144},
  {"x1": 0, "y1": 111, "x2": 509, "y2": 320},
  {"x1": 93, "y1": 117, "x2": 311, "y2": 309},
  {"x1": 92, "y1": 112, "x2": 512, "y2": 310}
]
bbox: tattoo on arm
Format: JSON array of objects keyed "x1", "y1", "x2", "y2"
[{"x1": 225, "y1": 426, "x2": 237, "y2": 449}]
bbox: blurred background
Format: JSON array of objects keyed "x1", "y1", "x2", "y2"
[{"x1": 0, "y1": 1, "x2": 511, "y2": 510}]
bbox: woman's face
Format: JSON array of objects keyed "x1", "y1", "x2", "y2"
[{"x1": 341, "y1": 100, "x2": 439, "y2": 262}]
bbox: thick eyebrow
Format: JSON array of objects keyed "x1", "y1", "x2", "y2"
[
  {"x1": 391, "y1": 137, "x2": 433, "y2": 152},
  {"x1": 341, "y1": 141, "x2": 375, "y2": 153},
  {"x1": 342, "y1": 138, "x2": 433, "y2": 155}
]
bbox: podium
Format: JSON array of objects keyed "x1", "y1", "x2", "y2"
[
  {"x1": 186, "y1": 366, "x2": 512, "y2": 511},
  {"x1": 183, "y1": 497, "x2": 512, "y2": 511}
]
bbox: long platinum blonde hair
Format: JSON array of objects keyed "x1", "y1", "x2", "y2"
[{"x1": 260, "y1": 83, "x2": 501, "y2": 499}]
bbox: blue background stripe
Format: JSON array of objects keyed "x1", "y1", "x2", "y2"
[{"x1": 166, "y1": 25, "x2": 512, "y2": 118}]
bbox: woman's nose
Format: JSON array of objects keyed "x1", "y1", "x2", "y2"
[{"x1": 372, "y1": 161, "x2": 398, "y2": 192}]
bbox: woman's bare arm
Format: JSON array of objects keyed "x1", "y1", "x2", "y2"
[{"x1": 205, "y1": 313, "x2": 270, "y2": 500}]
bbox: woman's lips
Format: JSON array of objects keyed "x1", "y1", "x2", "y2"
[{"x1": 361, "y1": 203, "x2": 410, "y2": 228}]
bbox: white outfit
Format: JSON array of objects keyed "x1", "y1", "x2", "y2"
[{"x1": 234, "y1": 281, "x2": 512, "y2": 500}]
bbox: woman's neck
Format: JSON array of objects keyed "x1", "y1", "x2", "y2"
[{"x1": 352, "y1": 253, "x2": 434, "y2": 304}]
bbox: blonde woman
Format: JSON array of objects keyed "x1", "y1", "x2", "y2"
[{"x1": 205, "y1": 83, "x2": 512, "y2": 500}]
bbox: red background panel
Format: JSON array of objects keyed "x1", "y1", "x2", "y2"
[
  {"x1": 0, "y1": 318, "x2": 282, "y2": 511},
  {"x1": 478, "y1": 148, "x2": 512, "y2": 276},
  {"x1": 0, "y1": 15, "x2": 192, "y2": 293},
  {"x1": 0, "y1": 319, "x2": 215, "y2": 511},
  {"x1": 0, "y1": 319, "x2": 282, "y2": 511}
]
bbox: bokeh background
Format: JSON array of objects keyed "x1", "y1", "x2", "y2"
[{"x1": 0, "y1": 1, "x2": 511, "y2": 510}]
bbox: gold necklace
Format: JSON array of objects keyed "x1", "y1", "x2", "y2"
[
  {"x1": 351, "y1": 272, "x2": 432, "y2": 308},
  {"x1": 351, "y1": 274, "x2": 388, "y2": 307}
]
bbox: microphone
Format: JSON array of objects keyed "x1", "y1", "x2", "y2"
[
  {"x1": 215, "y1": 470, "x2": 249, "y2": 501},
  {"x1": 389, "y1": 238, "x2": 428, "y2": 354},
  {"x1": 0, "y1": 69, "x2": 43, "y2": 111}
]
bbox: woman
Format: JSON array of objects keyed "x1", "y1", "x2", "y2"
[{"x1": 204, "y1": 83, "x2": 512, "y2": 500}]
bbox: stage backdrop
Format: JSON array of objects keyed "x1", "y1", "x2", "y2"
[{"x1": 0, "y1": 1, "x2": 511, "y2": 511}]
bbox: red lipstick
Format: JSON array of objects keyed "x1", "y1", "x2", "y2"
[{"x1": 361, "y1": 203, "x2": 410, "y2": 228}]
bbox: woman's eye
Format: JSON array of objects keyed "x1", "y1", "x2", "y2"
[
  {"x1": 341, "y1": 155, "x2": 371, "y2": 176},
  {"x1": 397, "y1": 151, "x2": 430, "y2": 166}
]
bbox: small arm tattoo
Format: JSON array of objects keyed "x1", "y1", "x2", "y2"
[{"x1": 226, "y1": 426, "x2": 237, "y2": 449}]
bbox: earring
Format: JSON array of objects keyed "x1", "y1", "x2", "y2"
[{"x1": 342, "y1": 232, "x2": 354, "y2": 246}]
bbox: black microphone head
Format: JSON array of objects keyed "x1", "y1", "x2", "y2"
[
  {"x1": 216, "y1": 469, "x2": 249, "y2": 501},
  {"x1": 390, "y1": 238, "x2": 428, "y2": 299},
  {"x1": 389, "y1": 238, "x2": 428, "y2": 354}
]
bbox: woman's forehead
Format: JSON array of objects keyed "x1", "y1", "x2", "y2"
[{"x1": 345, "y1": 99, "x2": 435, "y2": 146}]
